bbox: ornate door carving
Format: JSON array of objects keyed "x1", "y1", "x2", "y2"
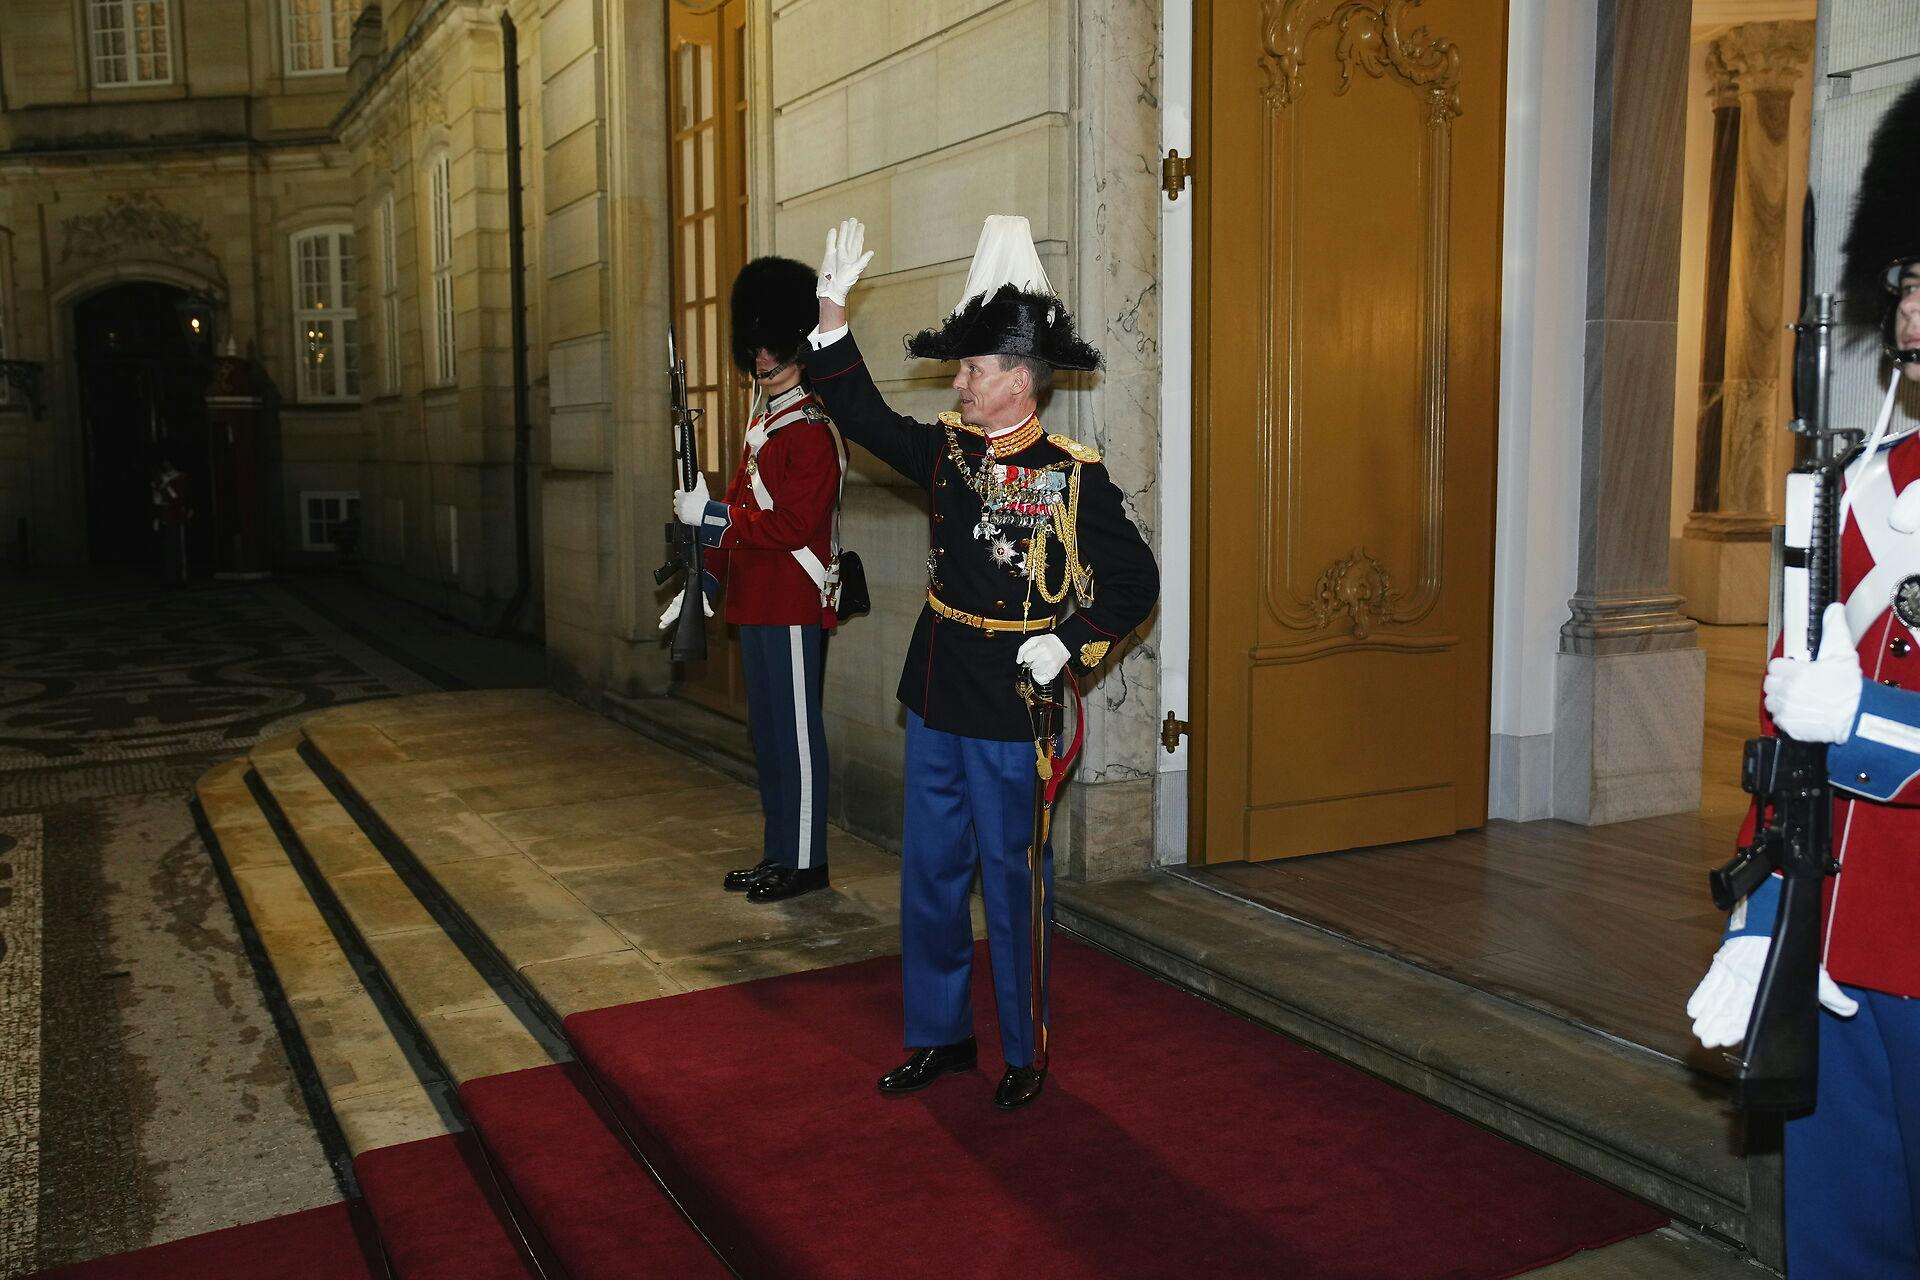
[{"x1": 1195, "y1": 0, "x2": 1505, "y2": 860}]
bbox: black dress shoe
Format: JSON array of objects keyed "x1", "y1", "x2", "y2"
[
  {"x1": 992, "y1": 1065, "x2": 1045, "y2": 1110},
  {"x1": 722, "y1": 859, "x2": 779, "y2": 892},
  {"x1": 877, "y1": 1037, "x2": 978, "y2": 1094},
  {"x1": 745, "y1": 864, "x2": 829, "y2": 903}
]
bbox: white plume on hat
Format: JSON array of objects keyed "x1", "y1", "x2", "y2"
[{"x1": 952, "y1": 215, "x2": 1055, "y2": 316}]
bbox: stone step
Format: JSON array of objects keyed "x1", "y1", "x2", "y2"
[
  {"x1": 246, "y1": 735, "x2": 726, "y2": 1279},
  {"x1": 1055, "y1": 872, "x2": 1774, "y2": 1264},
  {"x1": 281, "y1": 689, "x2": 1758, "y2": 1278},
  {"x1": 192, "y1": 757, "x2": 533, "y2": 1280}
]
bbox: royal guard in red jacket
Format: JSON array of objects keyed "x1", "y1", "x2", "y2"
[
  {"x1": 665, "y1": 256, "x2": 846, "y2": 902},
  {"x1": 1689, "y1": 82, "x2": 1920, "y2": 1277}
]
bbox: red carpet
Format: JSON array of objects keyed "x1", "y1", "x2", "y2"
[
  {"x1": 567, "y1": 938, "x2": 1667, "y2": 1279},
  {"x1": 33, "y1": 1202, "x2": 375, "y2": 1279},
  {"x1": 456, "y1": 1061, "x2": 729, "y2": 1279},
  {"x1": 353, "y1": 1133, "x2": 535, "y2": 1280}
]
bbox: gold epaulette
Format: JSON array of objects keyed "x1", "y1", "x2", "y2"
[
  {"x1": 1048, "y1": 433, "x2": 1101, "y2": 464},
  {"x1": 938, "y1": 410, "x2": 984, "y2": 437},
  {"x1": 802, "y1": 403, "x2": 832, "y2": 425}
]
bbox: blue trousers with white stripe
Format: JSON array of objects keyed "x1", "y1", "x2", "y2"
[
  {"x1": 739, "y1": 624, "x2": 829, "y2": 871},
  {"x1": 1785, "y1": 987, "x2": 1920, "y2": 1277},
  {"x1": 900, "y1": 711, "x2": 1052, "y2": 1068}
]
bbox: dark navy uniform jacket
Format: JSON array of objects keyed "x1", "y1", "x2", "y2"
[{"x1": 802, "y1": 330, "x2": 1159, "y2": 741}]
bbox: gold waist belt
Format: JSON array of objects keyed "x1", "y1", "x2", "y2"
[{"x1": 927, "y1": 591, "x2": 1055, "y2": 635}]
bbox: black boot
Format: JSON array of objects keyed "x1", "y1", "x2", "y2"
[
  {"x1": 877, "y1": 1037, "x2": 977, "y2": 1095},
  {"x1": 745, "y1": 864, "x2": 829, "y2": 903},
  {"x1": 992, "y1": 1065, "x2": 1045, "y2": 1110},
  {"x1": 722, "y1": 859, "x2": 779, "y2": 892}
]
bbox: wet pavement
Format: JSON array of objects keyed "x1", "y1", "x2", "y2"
[{"x1": 0, "y1": 573, "x2": 458, "y2": 1276}]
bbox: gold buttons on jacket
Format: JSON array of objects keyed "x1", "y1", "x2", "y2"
[{"x1": 1892, "y1": 636, "x2": 1913, "y2": 657}]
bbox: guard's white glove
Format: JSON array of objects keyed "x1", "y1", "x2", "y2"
[
  {"x1": 1687, "y1": 935, "x2": 1860, "y2": 1049},
  {"x1": 1763, "y1": 602, "x2": 1862, "y2": 744},
  {"x1": 658, "y1": 586, "x2": 714, "y2": 630},
  {"x1": 1017, "y1": 634, "x2": 1071, "y2": 686},
  {"x1": 816, "y1": 218, "x2": 875, "y2": 306},
  {"x1": 673, "y1": 474, "x2": 712, "y2": 528}
]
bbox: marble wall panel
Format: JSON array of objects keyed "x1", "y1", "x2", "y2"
[
  {"x1": 932, "y1": 0, "x2": 1061, "y2": 149},
  {"x1": 772, "y1": 0, "x2": 899, "y2": 105},
  {"x1": 843, "y1": 53, "x2": 940, "y2": 177},
  {"x1": 540, "y1": 49, "x2": 602, "y2": 147},
  {"x1": 772, "y1": 90, "x2": 851, "y2": 201},
  {"x1": 541, "y1": 0, "x2": 599, "y2": 73},
  {"x1": 1828, "y1": 2, "x2": 1920, "y2": 74},
  {"x1": 547, "y1": 335, "x2": 611, "y2": 409},
  {"x1": 543, "y1": 195, "x2": 606, "y2": 279},
  {"x1": 886, "y1": 119, "x2": 1072, "y2": 270}
]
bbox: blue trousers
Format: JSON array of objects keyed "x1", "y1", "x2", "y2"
[
  {"x1": 739, "y1": 624, "x2": 828, "y2": 871},
  {"x1": 900, "y1": 711, "x2": 1052, "y2": 1068},
  {"x1": 1785, "y1": 987, "x2": 1920, "y2": 1277}
]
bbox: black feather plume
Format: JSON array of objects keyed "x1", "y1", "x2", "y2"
[{"x1": 904, "y1": 283, "x2": 1102, "y2": 371}]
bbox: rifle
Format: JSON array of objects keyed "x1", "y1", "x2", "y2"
[
  {"x1": 1709, "y1": 280, "x2": 1861, "y2": 1112},
  {"x1": 653, "y1": 325, "x2": 709, "y2": 663}
]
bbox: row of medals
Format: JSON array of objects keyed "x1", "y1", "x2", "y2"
[{"x1": 928, "y1": 458, "x2": 1068, "y2": 594}]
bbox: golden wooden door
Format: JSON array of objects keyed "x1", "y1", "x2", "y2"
[
  {"x1": 1193, "y1": 0, "x2": 1505, "y2": 861},
  {"x1": 668, "y1": 0, "x2": 752, "y2": 719}
]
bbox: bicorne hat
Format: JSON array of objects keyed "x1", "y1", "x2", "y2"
[
  {"x1": 904, "y1": 215, "x2": 1101, "y2": 371},
  {"x1": 1841, "y1": 78, "x2": 1920, "y2": 360},
  {"x1": 730, "y1": 256, "x2": 818, "y2": 374}
]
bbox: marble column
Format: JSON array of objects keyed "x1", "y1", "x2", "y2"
[
  {"x1": 1674, "y1": 23, "x2": 1814, "y2": 624},
  {"x1": 1055, "y1": 0, "x2": 1164, "y2": 881},
  {"x1": 1554, "y1": 0, "x2": 1706, "y2": 825}
]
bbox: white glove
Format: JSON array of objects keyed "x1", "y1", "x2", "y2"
[
  {"x1": 816, "y1": 218, "x2": 875, "y2": 306},
  {"x1": 1687, "y1": 935, "x2": 1859, "y2": 1049},
  {"x1": 1763, "y1": 602, "x2": 1862, "y2": 744},
  {"x1": 658, "y1": 586, "x2": 714, "y2": 631},
  {"x1": 1017, "y1": 634, "x2": 1071, "y2": 686},
  {"x1": 673, "y1": 474, "x2": 711, "y2": 528}
]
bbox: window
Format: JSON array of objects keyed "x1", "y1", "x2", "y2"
[
  {"x1": 427, "y1": 153, "x2": 456, "y2": 385},
  {"x1": 378, "y1": 193, "x2": 400, "y2": 393},
  {"x1": 291, "y1": 226, "x2": 360, "y2": 401},
  {"x1": 285, "y1": 0, "x2": 354, "y2": 75},
  {"x1": 668, "y1": 2, "x2": 751, "y2": 474},
  {"x1": 302, "y1": 491, "x2": 361, "y2": 551},
  {"x1": 89, "y1": 0, "x2": 172, "y2": 86}
]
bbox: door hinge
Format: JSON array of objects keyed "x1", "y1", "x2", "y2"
[
  {"x1": 1161, "y1": 148, "x2": 1195, "y2": 201},
  {"x1": 1161, "y1": 710, "x2": 1190, "y2": 753}
]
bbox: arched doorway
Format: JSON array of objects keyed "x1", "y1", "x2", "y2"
[{"x1": 72, "y1": 282, "x2": 216, "y2": 569}]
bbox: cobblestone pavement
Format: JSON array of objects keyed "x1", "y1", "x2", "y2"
[{"x1": 0, "y1": 576, "x2": 438, "y2": 1277}]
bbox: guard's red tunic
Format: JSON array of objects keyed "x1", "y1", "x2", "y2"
[
  {"x1": 1745, "y1": 429, "x2": 1920, "y2": 1000},
  {"x1": 702, "y1": 386, "x2": 843, "y2": 629}
]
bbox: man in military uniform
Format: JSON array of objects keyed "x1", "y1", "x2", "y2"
[
  {"x1": 1688, "y1": 80, "x2": 1920, "y2": 1276},
  {"x1": 798, "y1": 215, "x2": 1159, "y2": 1109},
  {"x1": 667, "y1": 256, "x2": 846, "y2": 903}
]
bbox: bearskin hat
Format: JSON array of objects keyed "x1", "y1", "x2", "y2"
[
  {"x1": 1841, "y1": 78, "x2": 1920, "y2": 331},
  {"x1": 904, "y1": 283, "x2": 1102, "y2": 372},
  {"x1": 730, "y1": 256, "x2": 818, "y2": 374}
]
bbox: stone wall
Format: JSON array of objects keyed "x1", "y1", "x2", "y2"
[
  {"x1": 0, "y1": 0, "x2": 355, "y2": 569},
  {"x1": 336, "y1": 2, "x2": 531, "y2": 631}
]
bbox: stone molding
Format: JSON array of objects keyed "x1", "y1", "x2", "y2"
[
  {"x1": 56, "y1": 192, "x2": 222, "y2": 280},
  {"x1": 1707, "y1": 21, "x2": 1814, "y2": 98},
  {"x1": 1682, "y1": 509, "x2": 1775, "y2": 541},
  {"x1": 1559, "y1": 591, "x2": 1697, "y2": 656}
]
